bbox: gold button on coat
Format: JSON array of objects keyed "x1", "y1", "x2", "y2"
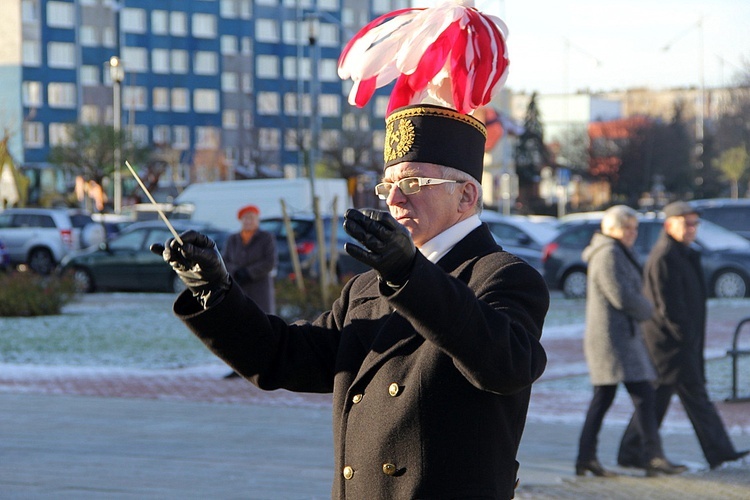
[
  {"x1": 382, "y1": 463, "x2": 397, "y2": 476},
  {"x1": 343, "y1": 466, "x2": 354, "y2": 480},
  {"x1": 388, "y1": 383, "x2": 400, "y2": 397},
  {"x1": 352, "y1": 394, "x2": 363, "y2": 404}
]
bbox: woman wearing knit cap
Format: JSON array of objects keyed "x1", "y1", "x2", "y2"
[{"x1": 222, "y1": 205, "x2": 277, "y2": 314}]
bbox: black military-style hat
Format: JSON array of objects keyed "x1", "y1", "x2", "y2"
[{"x1": 383, "y1": 104, "x2": 486, "y2": 181}]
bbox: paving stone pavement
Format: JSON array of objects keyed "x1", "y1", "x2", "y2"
[{"x1": 1, "y1": 294, "x2": 749, "y2": 498}]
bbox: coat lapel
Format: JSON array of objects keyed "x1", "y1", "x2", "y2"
[{"x1": 351, "y1": 224, "x2": 499, "y2": 385}]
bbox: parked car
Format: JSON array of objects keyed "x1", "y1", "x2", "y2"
[
  {"x1": 688, "y1": 198, "x2": 750, "y2": 240},
  {"x1": 0, "y1": 208, "x2": 106, "y2": 274},
  {"x1": 59, "y1": 221, "x2": 228, "y2": 293},
  {"x1": 0, "y1": 238, "x2": 10, "y2": 272},
  {"x1": 259, "y1": 214, "x2": 369, "y2": 282},
  {"x1": 480, "y1": 210, "x2": 559, "y2": 273},
  {"x1": 543, "y1": 214, "x2": 750, "y2": 299}
]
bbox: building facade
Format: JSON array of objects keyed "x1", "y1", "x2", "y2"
[{"x1": 0, "y1": 0, "x2": 407, "y2": 205}]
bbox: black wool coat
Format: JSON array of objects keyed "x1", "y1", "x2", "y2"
[
  {"x1": 641, "y1": 232, "x2": 707, "y2": 386},
  {"x1": 175, "y1": 224, "x2": 549, "y2": 499}
]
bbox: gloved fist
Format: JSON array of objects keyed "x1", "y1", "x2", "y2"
[
  {"x1": 343, "y1": 208, "x2": 416, "y2": 287},
  {"x1": 150, "y1": 230, "x2": 230, "y2": 306}
]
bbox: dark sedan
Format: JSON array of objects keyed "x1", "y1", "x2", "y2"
[
  {"x1": 59, "y1": 221, "x2": 228, "y2": 293},
  {"x1": 259, "y1": 214, "x2": 369, "y2": 282},
  {"x1": 543, "y1": 215, "x2": 750, "y2": 299}
]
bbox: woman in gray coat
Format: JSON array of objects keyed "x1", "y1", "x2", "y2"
[{"x1": 576, "y1": 205, "x2": 685, "y2": 478}]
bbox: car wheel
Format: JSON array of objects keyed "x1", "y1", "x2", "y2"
[
  {"x1": 71, "y1": 267, "x2": 95, "y2": 293},
  {"x1": 28, "y1": 248, "x2": 55, "y2": 275},
  {"x1": 562, "y1": 269, "x2": 587, "y2": 299},
  {"x1": 713, "y1": 270, "x2": 748, "y2": 299},
  {"x1": 171, "y1": 273, "x2": 187, "y2": 294}
]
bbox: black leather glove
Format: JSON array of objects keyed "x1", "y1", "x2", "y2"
[
  {"x1": 233, "y1": 267, "x2": 251, "y2": 284},
  {"x1": 150, "y1": 230, "x2": 231, "y2": 308},
  {"x1": 343, "y1": 208, "x2": 416, "y2": 287}
]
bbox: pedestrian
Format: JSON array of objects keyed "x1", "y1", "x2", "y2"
[
  {"x1": 617, "y1": 201, "x2": 749, "y2": 470},
  {"x1": 222, "y1": 204, "x2": 277, "y2": 314},
  {"x1": 150, "y1": 2, "x2": 549, "y2": 497},
  {"x1": 576, "y1": 206, "x2": 685, "y2": 478}
]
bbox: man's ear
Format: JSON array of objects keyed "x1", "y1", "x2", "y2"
[{"x1": 458, "y1": 181, "x2": 479, "y2": 213}]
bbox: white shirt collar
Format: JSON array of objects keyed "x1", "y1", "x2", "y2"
[{"x1": 419, "y1": 214, "x2": 482, "y2": 263}]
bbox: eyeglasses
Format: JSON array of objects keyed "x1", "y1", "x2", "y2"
[{"x1": 374, "y1": 177, "x2": 464, "y2": 200}]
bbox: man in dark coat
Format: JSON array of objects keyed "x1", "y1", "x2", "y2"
[
  {"x1": 151, "y1": 4, "x2": 548, "y2": 498},
  {"x1": 617, "y1": 201, "x2": 748, "y2": 470}
]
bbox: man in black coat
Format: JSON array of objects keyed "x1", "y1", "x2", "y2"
[
  {"x1": 617, "y1": 201, "x2": 748, "y2": 470},
  {"x1": 151, "y1": 106, "x2": 549, "y2": 499},
  {"x1": 151, "y1": 5, "x2": 549, "y2": 498}
]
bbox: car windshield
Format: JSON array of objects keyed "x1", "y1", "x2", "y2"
[{"x1": 696, "y1": 219, "x2": 750, "y2": 251}]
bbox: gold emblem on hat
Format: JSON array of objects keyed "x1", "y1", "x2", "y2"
[{"x1": 384, "y1": 117, "x2": 415, "y2": 163}]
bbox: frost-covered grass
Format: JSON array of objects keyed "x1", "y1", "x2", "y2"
[{"x1": 0, "y1": 293, "x2": 218, "y2": 369}]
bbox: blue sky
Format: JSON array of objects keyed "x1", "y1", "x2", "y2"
[{"x1": 413, "y1": 0, "x2": 750, "y2": 94}]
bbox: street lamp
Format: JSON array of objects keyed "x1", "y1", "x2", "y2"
[{"x1": 109, "y1": 55, "x2": 124, "y2": 213}]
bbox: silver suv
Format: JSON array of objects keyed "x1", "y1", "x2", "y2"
[{"x1": 0, "y1": 208, "x2": 105, "y2": 274}]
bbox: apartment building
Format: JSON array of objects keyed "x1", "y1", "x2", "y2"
[{"x1": 0, "y1": 0, "x2": 406, "y2": 202}]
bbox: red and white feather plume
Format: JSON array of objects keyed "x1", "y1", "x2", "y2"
[{"x1": 337, "y1": 0, "x2": 509, "y2": 116}]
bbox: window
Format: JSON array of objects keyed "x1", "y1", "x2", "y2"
[
  {"x1": 374, "y1": 96, "x2": 389, "y2": 117},
  {"x1": 284, "y1": 93, "x2": 298, "y2": 115},
  {"x1": 102, "y1": 27, "x2": 116, "y2": 48},
  {"x1": 318, "y1": 0, "x2": 338, "y2": 10},
  {"x1": 80, "y1": 66, "x2": 99, "y2": 86},
  {"x1": 222, "y1": 110, "x2": 239, "y2": 129},
  {"x1": 319, "y1": 59, "x2": 339, "y2": 82},
  {"x1": 194, "y1": 51, "x2": 218, "y2": 75},
  {"x1": 121, "y1": 8, "x2": 147, "y2": 34},
  {"x1": 257, "y1": 92, "x2": 279, "y2": 115},
  {"x1": 195, "y1": 126, "x2": 220, "y2": 149},
  {"x1": 171, "y1": 50, "x2": 189, "y2": 74},
  {"x1": 221, "y1": 72, "x2": 238, "y2": 92},
  {"x1": 49, "y1": 123, "x2": 71, "y2": 146},
  {"x1": 24, "y1": 122, "x2": 44, "y2": 148},
  {"x1": 283, "y1": 0, "x2": 310, "y2": 6},
  {"x1": 171, "y1": 88, "x2": 190, "y2": 112},
  {"x1": 319, "y1": 24, "x2": 339, "y2": 47},
  {"x1": 48, "y1": 83, "x2": 76, "y2": 108},
  {"x1": 23, "y1": 41, "x2": 41, "y2": 66},
  {"x1": 258, "y1": 128, "x2": 280, "y2": 150},
  {"x1": 152, "y1": 49, "x2": 169, "y2": 74},
  {"x1": 22, "y1": 0, "x2": 38, "y2": 23},
  {"x1": 192, "y1": 13, "x2": 217, "y2": 38},
  {"x1": 241, "y1": 37, "x2": 252, "y2": 55},
  {"x1": 256, "y1": 55, "x2": 279, "y2": 79},
  {"x1": 221, "y1": 35, "x2": 238, "y2": 55},
  {"x1": 282, "y1": 21, "x2": 300, "y2": 44},
  {"x1": 152, "y1": 11, "x2": 168, "y2": 35},
  {"x1": 284, "y1": 129, "x2": 298, "y2": 151},
  {"x1": 257, "y1": 0, "x2": 278, "y2": 5},
  {"x1": 221, "y1": 0, "x2": 237, "y2": 18},
  {"x1": 153, "y1": 88, "x2": 170, "y2": 111},
  {"x1": 173, "y1": 126, "x2": 190, "y2": 149},
  {"x1": 342, "y1": 113, "x2": 356, "y2": 131},
  {"x1": 22, "y1": 81, "x2": 42, "y2": 107},
  {"x1": 130, "y1": 125, "x2": 149, "y2": 146},
  {"x1": 243, "y1": 111, "x2": 252, "y2": 128},
  {"x1": 319, "y1": 94, "x2": 340, "y2": 117},
  {"x1": 239, "y1": 0, "x2": 252, "y2": 19},
  {"x1": 79, "y1": 26, "x2": 98, "y2": 46},
  {"x1": 283, "y1": 56, "x2": 310, "y2": 79},
  {"x1": 80, "y1": 105, "x2": 99, "y2": 125},
  {"x1": 194, "y1": 89, "x2": 219, "y2": 113},
  {"x1": 241, "y1": 73, "x2": 252, "y2": 93},
  {"x1": 123, "y1": 86, "x2": 147, "y2": 111},
  {"x1": 153, "y1": 125, "x2": 170, "y2": 145},
  {"x1": 170, "y1": 12, "x2": 188, "y2": 36},
  {"x1": 47, "y1": 42, "x2": 75, "y2": 69},
  {"x1": 47, "y1": 1, "x2": 74, "y2": 28},
  {"x1": 255, "y1": 19, "x2": 279, "y2": 43},
  {"x1": 123, "y1": 47, "x2": 148, "y2": 72}
]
